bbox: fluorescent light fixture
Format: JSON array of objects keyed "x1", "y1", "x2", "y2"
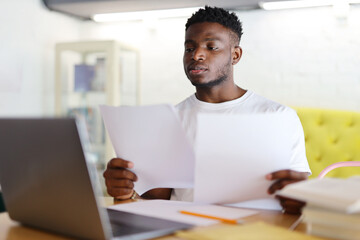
[
  {"x1": 92, "y1": 7, "x2": 199, "y2": 23},
  {"x1": 260, "y1": 0, "x2": 360, "y2": 10},
  {"x1": 260, "y1": 0, "x2": 333, "y2": 10}
]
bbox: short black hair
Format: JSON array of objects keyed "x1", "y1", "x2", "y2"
[{"x1": 185, "y1": 6, "x2": 243, "y2": 44}]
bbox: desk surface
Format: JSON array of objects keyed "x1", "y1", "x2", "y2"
[{"x1": 0, "y1": 197, "x2": 326, "y2": 240}]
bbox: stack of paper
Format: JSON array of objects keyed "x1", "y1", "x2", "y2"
[
  {"x1": 302, "y1": 207, "x2": 360, "y2": 240},
  {"x1": 277, "y1": 177, "x2": 360, "y2": 240},
  {"x1": 108, "y1": 200, "x2": 258, "y2": 226}
]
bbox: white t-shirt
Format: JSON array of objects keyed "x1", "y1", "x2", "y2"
[{"x1": 170, "y1": 90, "x2": 311, "y2": 201}]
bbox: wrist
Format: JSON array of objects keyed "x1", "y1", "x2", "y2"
[
  {"x1": 113, "y1": 190, "x2": 141, "y2": 202},
  {"x1": 130, "y1": 190, "x2": 139, "y2": 200}
]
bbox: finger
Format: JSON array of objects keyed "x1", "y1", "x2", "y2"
[
  {"x1": 266, "y1": 170, "x2": 308, "y2": 181},
  {"x1": 277, "y1": 196, "x2": 305, "y2": 208},
  {"x1": 107, "y1": 158, "x2": 134, "y2": 169},
  {"x1": 281, "y1": 201, "x2": 305, "y2": 215},
  {"x1": 283, "y1": 206, "x2": 303, "y2": 215},
  {"x1": 268, "y1": 179, "x2": 298, "y2": 194},
  {"x1": 103, "y1": 168, "x2": 138, "y2": 181},
  {"x1": 107, "y1": 187, "x2": 133, "y2": 199},
  {"x1": 105, "y1": 179, "x2": 134, "y2": 189},
  {"x1": 277, "y1": 196, "x2": 305, "y2": 214}
]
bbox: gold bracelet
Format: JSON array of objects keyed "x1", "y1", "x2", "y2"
[{"x1": 130, "y1": 190, "x2": 137, "y2": 200}]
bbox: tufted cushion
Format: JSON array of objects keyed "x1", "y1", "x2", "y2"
[{"x1": 294, "y1": 108, "x2": 360, "y2": 178}]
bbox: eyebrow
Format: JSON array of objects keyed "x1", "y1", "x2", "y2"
[
  {"x1": 184, "y1": 38, "x2": 221, "y2": 45},
  {"x1": 204, "y1": 37, "x2": 221, "y2": 42}
]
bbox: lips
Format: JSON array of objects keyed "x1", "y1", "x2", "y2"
[
  {"x1": 188, "y1": 64, "x2": 208, "y2": 75},
  {"x1": 190, "y1": 69, "x2": 206, "y2": 74}
]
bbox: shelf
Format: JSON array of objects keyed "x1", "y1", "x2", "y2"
[
  {"x1": 61, "y1": 91, "x2": 107, "y2": 109},
  {"x1": 55, "y1": 40, "x2": 140, "y2": 168}
]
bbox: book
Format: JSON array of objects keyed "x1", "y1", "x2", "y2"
[
  {"x1": 306, "y1": 222, "x2": 360, "y2": 240},
  {"x1": 74, "y1": 64, "x2": 95, "y2": 92},
  {"x1": 302, "y1": 206, "x2": 360, "y2": 230},
  {"x1": 277, "y1": 178, "x2": 360, "y2": 213}
]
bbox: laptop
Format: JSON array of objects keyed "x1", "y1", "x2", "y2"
[{"x1": 0, "y1": 118, "x2": 192, "y2": 240}]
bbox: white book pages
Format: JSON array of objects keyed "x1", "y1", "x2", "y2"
[
  {"x1": 306, "y1": 222, "x2": 360, "y2": 240},
  {"x1": 302, "y1": 206, "x2": 360, "y2": 229},
  {"x1": 278, "y1": 178, "x2": 360, "y2": 213}
]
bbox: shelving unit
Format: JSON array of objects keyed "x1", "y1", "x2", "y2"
[{"x1": 55, "y1": 40, "x2": 140, "y2": 169}]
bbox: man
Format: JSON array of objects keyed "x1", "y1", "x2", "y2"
[{"x1": 103, "y1": 6, "x2": 311, "y2": 214}]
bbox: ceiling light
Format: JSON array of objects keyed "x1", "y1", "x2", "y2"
[
  {"x1": 259, "y1": 0, "x2": 360, "y2": 10},
  {"x1": 259, "y1": 0, "x2": 335, "y2": 10},
  {"x1": 92, "y1": 7, "x2": 199, "y2": 23}
]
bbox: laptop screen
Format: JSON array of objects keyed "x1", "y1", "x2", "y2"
[
  {"x1": 0, "y1": 118, "x2": 192, "y2": 240},
  {"x1": 0, "y1": 118, "x2": 110, "y2": 239}
]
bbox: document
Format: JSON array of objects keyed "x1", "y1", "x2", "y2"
[
  {"x1": 225, "y1": 198, "x2": 283, "y2": 211},
  {"x1": 108, "y1": 200, "x2": 257, "y2": 226},
  {"x1": 194, "y1": 113, "x2": 294, "y2": 204},
  {"x1": 100, "y1": 104, "x2": 194, "y2": 195},
  {"x1": 179, "y1": 204, "x2": 257, "y2": 223},
  {"x1": 101, "y1": 104, "x2": 296, "y2": 204}
]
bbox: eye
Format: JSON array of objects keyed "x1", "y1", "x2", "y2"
[
  {"x1": 185, "y1": 47, "x2": 194, "y2": 53},
  {"x1": 208, "y1": 46, "x2": 218, "y2": 50}
]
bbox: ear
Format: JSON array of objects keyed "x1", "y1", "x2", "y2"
[{"x1": 232, "y1": 46, "x2": 242, "y2": 65}]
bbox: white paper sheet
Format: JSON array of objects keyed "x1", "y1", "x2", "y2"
[
  {"x1": 224, "y1": 198, "x2": 283, "y2": 211},
  {"x1": 181, "y1": 204, "x2": 258, "y2": 219},
  {"x1": 108, "y1": 200, "x2": 257, "y2": 226},
  {"x1": 100, "y1": 104, "x2": 195, "y2": 195},
  {"x1": 194, "y1": 112, "x2": 295, "y2": 204}
]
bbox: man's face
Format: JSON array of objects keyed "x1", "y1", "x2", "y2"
[{"x1": 183, "y1": 22, "x2": 236, "y2": 88}]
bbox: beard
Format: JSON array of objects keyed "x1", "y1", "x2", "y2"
[
  {"x1": 189, "y1": 58, "x2": 232, "y2": 89},
  {"x1": 191, "y1": 74, "x2": 227, "y2": 88}
]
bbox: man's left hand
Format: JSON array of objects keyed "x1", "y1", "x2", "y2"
[{"x1": 266, "y1": 170, "x2": 308, "y2": 214}]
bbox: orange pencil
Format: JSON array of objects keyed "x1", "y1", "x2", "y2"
[{"x1": 179, "y1": 210, "x2": 244, "y2": 224}]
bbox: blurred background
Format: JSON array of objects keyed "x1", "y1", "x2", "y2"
[{"x1": 1, "y1": 0, "x2": 359, "y2": 189}]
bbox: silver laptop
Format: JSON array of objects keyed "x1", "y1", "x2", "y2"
[{"x1": 0, "y1": 118, "x2": 192, "y2": 240}]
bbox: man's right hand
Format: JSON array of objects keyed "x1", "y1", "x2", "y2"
[{"x1": 103, "y1": 158, "x2": 138, "y2": 200}]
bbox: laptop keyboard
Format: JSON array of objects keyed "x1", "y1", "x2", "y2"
[
  {"x1": 107, "y1": 209, "x2": 163, "y2": 237},
  {"x1": 110, "y1": 222, "x2": 151, "y2": 236},
  {"x1": 106, "y1": 208, "x2": 192, "y2": 238}
]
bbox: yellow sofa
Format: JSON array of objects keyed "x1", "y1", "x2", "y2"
[{"x1": 295, "y1": 108, "x2": 360, "y2": 178}]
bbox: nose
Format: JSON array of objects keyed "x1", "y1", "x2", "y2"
[{"x1": 192, "y1": 48, "x2": 205, "y2": 61}]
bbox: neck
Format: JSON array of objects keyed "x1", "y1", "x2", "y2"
[{"x1": 195, "y1": 83, "x2": 246, "y2": 103}]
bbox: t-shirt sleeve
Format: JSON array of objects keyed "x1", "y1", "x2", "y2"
[{"x1": 288, "y1": 109, "x2": 312, "y2": 175}]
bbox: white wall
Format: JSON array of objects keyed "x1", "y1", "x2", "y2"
[
  {"x1": 1, "y1": 2, "x2": 360, "y2": 116},
  {"x1": 79, "y1": 18, "x2": 195, "y2": 105},
  {"x1": 81, "y1": 5, "x2": 360, "y2": 111},
  {"x1": 237, "y1": 6, "x2": 360, "y2": 110},
  {"x1": 0, "y1": 0, "x2": 81, "y2": 116}
]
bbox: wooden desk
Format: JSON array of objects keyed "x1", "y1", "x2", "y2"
[{"x1": 0, "y1": 198, "x2": 325, "y2": 240}]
